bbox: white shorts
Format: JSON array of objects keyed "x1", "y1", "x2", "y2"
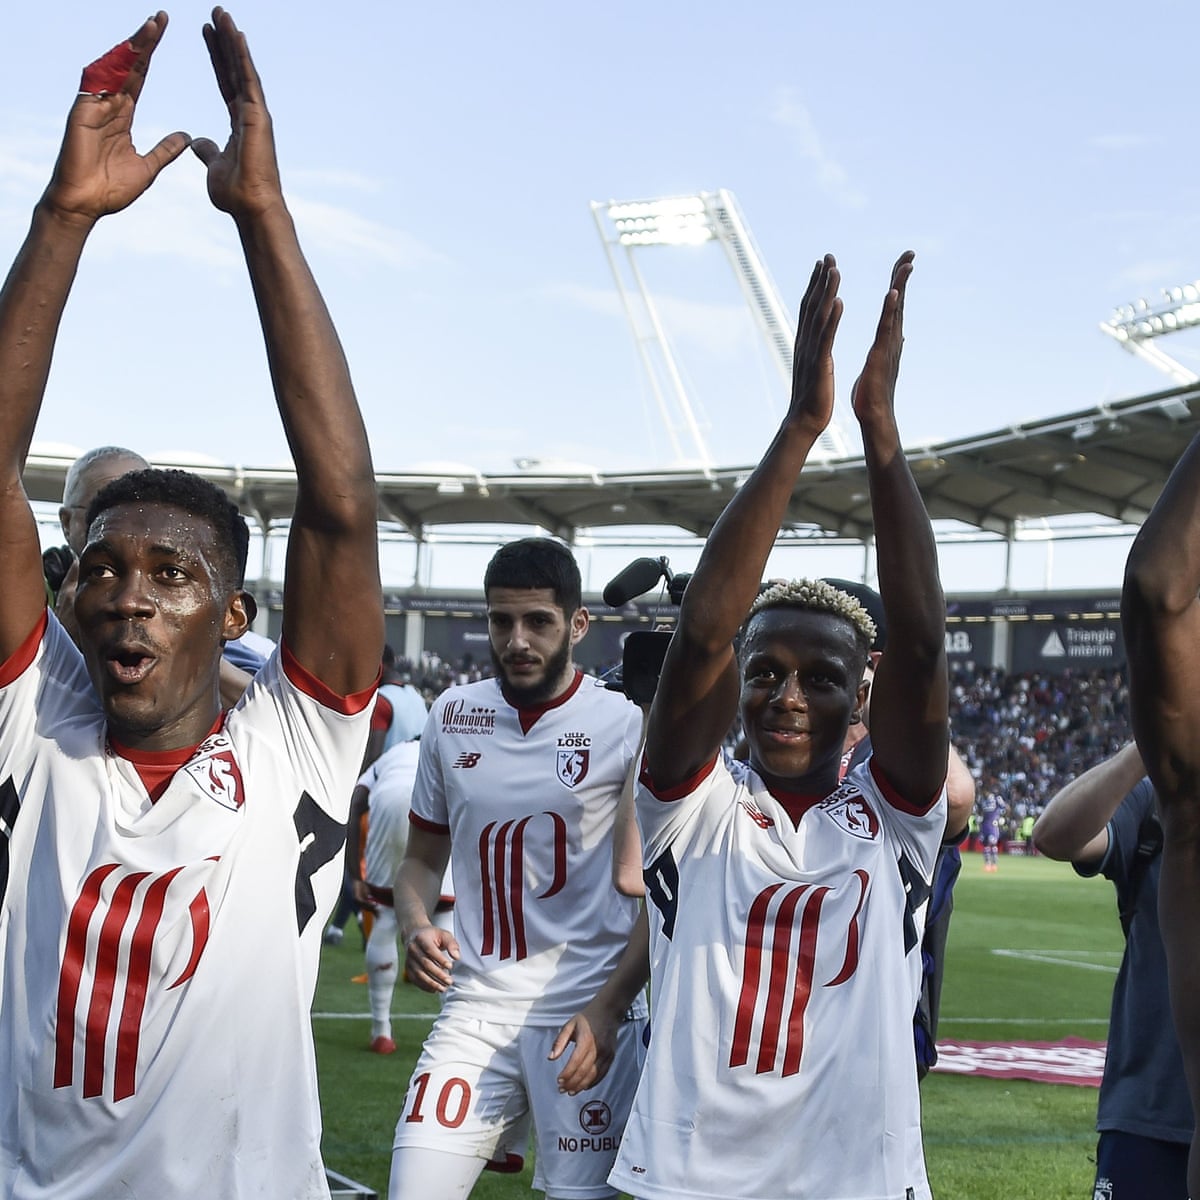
[{"x1": 393, "y1": 1010, "x2": 647, "y2": 1198}]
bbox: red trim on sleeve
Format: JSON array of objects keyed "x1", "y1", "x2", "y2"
[
  {"x1": 0, "y1": 609, "x2": 48, "y2": 688},
  {"x1": 370, "y1": 693, "x2": 394, "y2": 732},
  {"x1": 868, "y1": 757, "x2": 944, "y2": 817},
  {"x1": 409, "y1": 811, "x2": 450, "y2": 835},
  {"x1": 281, "y1": 641, "x2": 379, "y2": 715},
  {"x1": 510, "y1": 669, "x2": 584, "y2": 735},
  {"x1": 639, "y1": 752, "x2": 719, "y2": 803}
]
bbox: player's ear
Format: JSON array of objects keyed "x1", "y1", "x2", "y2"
[
  {"x1": 852, "y1": 676, "x2": 870, "y2": 725},
  {"x1": 569, "y1": 606, "x2": 590, "y2": 645},
  {"x1": 222, "y1": 589, "x2": 254, "y2": 642}
]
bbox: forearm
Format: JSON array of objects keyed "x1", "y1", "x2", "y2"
[
  {"x1": 589, "y1": 907, "x2": 649, "y2": 1017},
  {"x1": 394, "y1": 858, "x2": 442, "y2": 941},
  {"x1": 0, "y1": 203, "x2": 93, "y2": 472},
  {"x1": 862, "y1": 415, "x2": 944, "y2": 654},
  {"x1": 1033, "y1": 742, "x2": 1143, "y2": 860},
  {"x1": 234, "y1": 205, "x2": 375, "y2": 519},
  {"x1": 680, "y1": 419, "x2": 822, "y2": 649}
]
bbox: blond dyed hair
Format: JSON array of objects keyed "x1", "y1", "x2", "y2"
[{"x1": 745, "y1": 578, "x2": 877, "y2": 652}]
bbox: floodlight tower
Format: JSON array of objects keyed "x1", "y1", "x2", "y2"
[
  {"x1": 591, "y1": 189, "x2": 850, "y2": 465},
  {"x1": 1100, "y1": 281, "x2": 1200, "y2": 385}
]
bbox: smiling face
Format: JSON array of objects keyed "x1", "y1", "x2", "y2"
[
  {"x1": 73, "y1": 502, "x2": 250, "y2": 750},
  {"x1": 738, "y1": 606, "x2": 869, "y2": 794},
  {"x1": 486, "y1": 586, "x2": 587, "y2": 706}
]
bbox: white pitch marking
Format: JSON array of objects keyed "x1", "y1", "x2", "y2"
[{"x1": 991, "y1": 947, "x2": 1119, "y2": 973}]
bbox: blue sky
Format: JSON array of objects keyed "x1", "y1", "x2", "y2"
[{"x1": 2, "y1": 2, "x2": 1197, "y2": 591}]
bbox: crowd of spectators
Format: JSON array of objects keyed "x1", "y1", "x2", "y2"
[
  {"x1": 396, "y1": 651, "x2": 1131, "y2": 847},
  {"x1": 950, "y1": 662, "x2": 1130, "y2": 841}
]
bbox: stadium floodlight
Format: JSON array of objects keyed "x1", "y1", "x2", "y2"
[
  {"x1": 1100, "y1": 281, "x2": 1200, "y2": 385},
  {"x1": 607, "y1": 196, "x2": 717, "y2": 247},
  {"x1": 591, "y1": 189, "x2": 850, "y2": 463}
]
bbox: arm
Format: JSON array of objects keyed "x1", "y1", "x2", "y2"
[
  {"x1": 1121, "y1": 430, "x2": 1200, "y2": 1200},
  {"x1": 548, "y1": 906, "x2": 649, "y2": 1095},
  {"x1": 612, "y1": 710, "x2": 649, "y2": 896},
  {"x1": 395, "y1": 825, "x2": 458, "y2": 993},
  {"x1": 944, "y1": 743, "x2": 975, "y2": 842},
  {"x1": 1031, "y1": 742, "x2": 1145, "y2": 865},
  {"x1": 645, "y1": 257, "x2": 844, "y2": 788},
  {"x1": 344, "y1": 783, "x2": 371, "y2": 904},
  {"x1": 0, "y1": 16, "x2": 187, "y2": 659},
  {"x1": 193, "y1": 9, "x2": 381, "y2": 696},
  {"x1": 851, "y1": 254, "x2": 947, "y2": 804},
  {"x1": 1123, "y1": 429, "x2": 1200, "y2": 838}
]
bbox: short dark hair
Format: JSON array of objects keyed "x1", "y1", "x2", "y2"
[
  {"x1": 484, "y1": 537, "x2": 582, "y2": 614},
  {"x1": 86, "y1": 468, "x2": 250, "y2": 594}
]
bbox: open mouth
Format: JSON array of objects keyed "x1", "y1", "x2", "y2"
[{"x1": 105, "y1": 648, "x2": 156, "y2": 685}]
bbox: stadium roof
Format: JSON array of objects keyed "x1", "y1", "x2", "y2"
[{"x1": 21, "y1": 382, "x2": 1200, "y2": 544}]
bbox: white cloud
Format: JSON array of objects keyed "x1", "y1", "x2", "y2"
[
  {"x1": 1086, "y1": 133, "x2": 1158, "y2": 152},
  {"x1": 287, "y1": 167, "x2": 383, "y2": 194},
  {"x1": 770, "y1": 88, "x2": 866, "y2": 210},
  {"x1": 288, "y1": 196, "x2": 446, "y2": 270}
]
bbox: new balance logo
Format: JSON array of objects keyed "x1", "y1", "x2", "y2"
[
  {"x1": 453, "y1": 753, "x2": 482, "y2": 769},
  {"x1": 54, "y1": 864, "x2": 210, "y2": 1103}
]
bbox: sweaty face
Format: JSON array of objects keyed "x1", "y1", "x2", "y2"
[
  {"x1": 739, "y1": 607, "x2": 868, "y2": 793},
  {"x1": 73, "y1": 503, "x2": 247, "y2": 750},
  {"x1": 486, "y1": 587, "x2": 583, "y2": 706}
]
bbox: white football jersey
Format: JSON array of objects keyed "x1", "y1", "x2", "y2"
[
  {"x1": 0, "y1": 615, "x2": 372, "y2": 1200},
  {"x1": 358, "y1": 740, "x2": 421, "y2": 891},
  {"x1": 409, "y1": 671, "x2": 645, "y2": 1025},
  {"x1": 608, "y1": 752, "x2": 945, "y2": 1200}
]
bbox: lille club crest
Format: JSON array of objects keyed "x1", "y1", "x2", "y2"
[
  {"x1": 183, "y1": 732, "x2": 245, "y2": 812},
  {"x1": 819, "y1": 783, "x2": 879, "y2": 840},
  {"x1": 556, "y1": 748, "x2": 590, "y2": 788}
]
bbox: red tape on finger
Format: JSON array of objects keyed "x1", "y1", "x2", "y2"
[{"x1": 78, "y1": 41, "x2": 139, "y2": 97}]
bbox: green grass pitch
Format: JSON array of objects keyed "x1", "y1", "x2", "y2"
[{"x1": 313, "y1": 852, "x2": 1125, "y2": 1198}]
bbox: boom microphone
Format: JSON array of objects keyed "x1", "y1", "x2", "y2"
[{"x1": 602, "y1": 557, "x2": 668, "y2": 608}]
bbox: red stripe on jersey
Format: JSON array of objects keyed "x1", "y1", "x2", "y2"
[
  {"x1": 169, "y1": 889, "x2": 211, "y2": 990},
  {"x1": 83, "y1": 872, "x2": 149, "y2": 1098},
  {"x1": 281, "y1": 641, "x2": 379, "y2": 716},
  {"x1": 479, "y1": 822, "x2": 496, "y2": 956},
  {"x1": 410, "y1": 812, "x2": 450, "y2": 835},
  {"x1": 54, "y1": 863, "x2": 121, "y2": 1089},
  {"x1": 824, "y1": 870, "x2": 869, "y2": 988},
  {"x1": 539, "y1": 812, "x2": 567, "y2": 899},
  {"x1": 639, "y1": 752, "x2": 719, "y2": 803},
  {"x1": 0, "y1": 609, "x2": 47, "y2": 688},
  {"x1": 730, "y1": 883, "x2": 783, "y2": 1069},
  {"x1": 114, "y1": 868, "x2": 182, "y2": 1100},
  {"x1": 510, "y1": 817, "x2": 530, "y2": 961},
  {"x1": 494, "y1": 820, "x2": 514, "y2": 960},
  {"x1": 782, "y1": 887, "x2": 829, "y2": 1077},
  {"x1": 868, "y1": 756, "x2": 943, "y2": 817},
  {"x1": 757, "y1": 886, "x2": 807, "y2": 1074}
]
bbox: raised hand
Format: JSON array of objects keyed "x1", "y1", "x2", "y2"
[
  {"x1": 851, "y1": 251, "x2": 915, "y2": 428},
  {"x1": 43, "y1": 13, "x2": 190, "y2": 223},
  {"x1": 787, "y1": 254, "x2": 843, "y2": 437},
  {"x1": 192, "y1": 8, "x2": 284, "y2": 219}
]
